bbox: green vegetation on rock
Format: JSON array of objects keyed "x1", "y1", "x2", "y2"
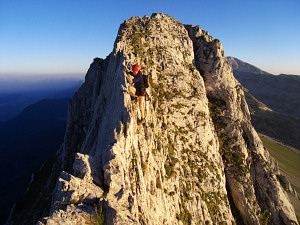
[{"x1": 91, "y1": 206, "x2": 105, "y2": 225}]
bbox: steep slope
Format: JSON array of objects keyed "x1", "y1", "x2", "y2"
[
  {"x1": 244, "y1": 89, "x2": 300, "y2": 151},
  {"x1": 8, "y1": 13, "x2": 298, "y2": 225},
  {"x1": 235, "y1": 71, "x2": 300, "y2": 118},
  {"x1": 226, "y1": 57, "x2": 300, "y2": 150}
]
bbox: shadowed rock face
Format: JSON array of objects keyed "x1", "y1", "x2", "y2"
[{"x1": 7, "y1": 13, "x2": 298, "y2": 225}]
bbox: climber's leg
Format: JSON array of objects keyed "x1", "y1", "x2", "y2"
[
  {"x1": 139, "y1": 96, "x2": 145, "y2": 119},
  {"x1": 129, "y1": 86, "x2": 136, "y2": 97}
]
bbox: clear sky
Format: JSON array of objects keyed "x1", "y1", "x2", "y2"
[{"x1": 0, "y1": 0, "x2": 300, "y2": 78}]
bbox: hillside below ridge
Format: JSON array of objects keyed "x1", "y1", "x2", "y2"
[
  {"x1": 243, "y1": 87, "x2": 300, "y2": 152},
  {"x1": 7, "y1": 13, "x2": 298, "y2": 225},
  {"x1": 227, "y1": 56, "x2": 300, "y2": 118},
  {"x1": 226, "y1": 56, "x2": 300, "y2": 151}
]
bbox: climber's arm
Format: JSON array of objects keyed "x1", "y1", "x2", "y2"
[
  {"x1": 124, "y1": 71, "x2": 133, "y2": 84},
  {"x1": 122, "y1": 61, "x2": 130, "y2": 73}
]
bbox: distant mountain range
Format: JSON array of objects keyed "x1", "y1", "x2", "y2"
[
  {"x1": 227, "y1": 57, "x2": 300, "y2": 150},
  {"x1": 0, "y1": 77, "x2": 84, "y2": 93},
  {"x1": 0, "y1": 79, "x2": 83, "y2": 122},
  {"x1": 227, "y1": 56, "x2": 270, "y2": 74}
]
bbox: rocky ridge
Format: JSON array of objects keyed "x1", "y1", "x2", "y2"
[{"x1": 7, "y1": 13, "x2": 298, "y2": 225}]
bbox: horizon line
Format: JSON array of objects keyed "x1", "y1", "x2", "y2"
[{"x1": 0, "y1": 72, "x2": 86, "y2": 79}]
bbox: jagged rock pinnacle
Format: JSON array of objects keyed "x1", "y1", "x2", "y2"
[{"x1": 7, "y1": 13, "x2": 298, "y2": 225}]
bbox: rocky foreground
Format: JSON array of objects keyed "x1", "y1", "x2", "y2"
[{"x1": 7, "y1": 13, "x2": 298, "y2": 225}]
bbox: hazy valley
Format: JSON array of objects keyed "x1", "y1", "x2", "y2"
[{"x1": 0, "y1": 78, "x2": 83, "y2": 122}]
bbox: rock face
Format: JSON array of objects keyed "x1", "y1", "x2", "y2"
[
  {"x1": 37, "y1": 168, "x2": 104, "y2": 225},
  {"x1": 8, "y1": 13, "x2": 298, "y2": 225}
]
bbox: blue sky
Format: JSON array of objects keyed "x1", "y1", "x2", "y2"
[{"x1": 0, "y1": 0, "x2": 299, "y2": 78}]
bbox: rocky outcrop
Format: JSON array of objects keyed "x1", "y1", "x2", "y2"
[
  {"x1": 8, "y1": 13, "x2": 298, "y2": 225},
  {"x1": 36, "y1": 153, "x2": 105, "y2": 224},
  {"x1": 277, "y1": 174, "x2": 298, "y2": 198}
]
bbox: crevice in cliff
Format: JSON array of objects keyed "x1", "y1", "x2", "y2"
[{"x1": 226, "y1": 181, "x2": 245, "y2": 225}]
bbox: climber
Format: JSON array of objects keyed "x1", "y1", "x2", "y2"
[{"x1": 123, "y1": 61, "x2": 146, "y2": 125}]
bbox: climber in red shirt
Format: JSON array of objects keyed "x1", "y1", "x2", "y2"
[{"x1": 123, "y1": 62, "x2": 146, "y2": 124}]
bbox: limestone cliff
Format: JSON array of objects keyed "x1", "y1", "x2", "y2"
[{"x1": 8, "y1": 13, "x2": 298, "y2": 225}]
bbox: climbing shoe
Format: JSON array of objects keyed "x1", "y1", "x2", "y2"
[{"x1": 131, "y1": 95, "x2": 138, "y2": 102}]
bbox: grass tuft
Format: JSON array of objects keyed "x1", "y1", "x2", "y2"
[{"x1": 91, "y1": 206, "x2": 105, "y2": 225}]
